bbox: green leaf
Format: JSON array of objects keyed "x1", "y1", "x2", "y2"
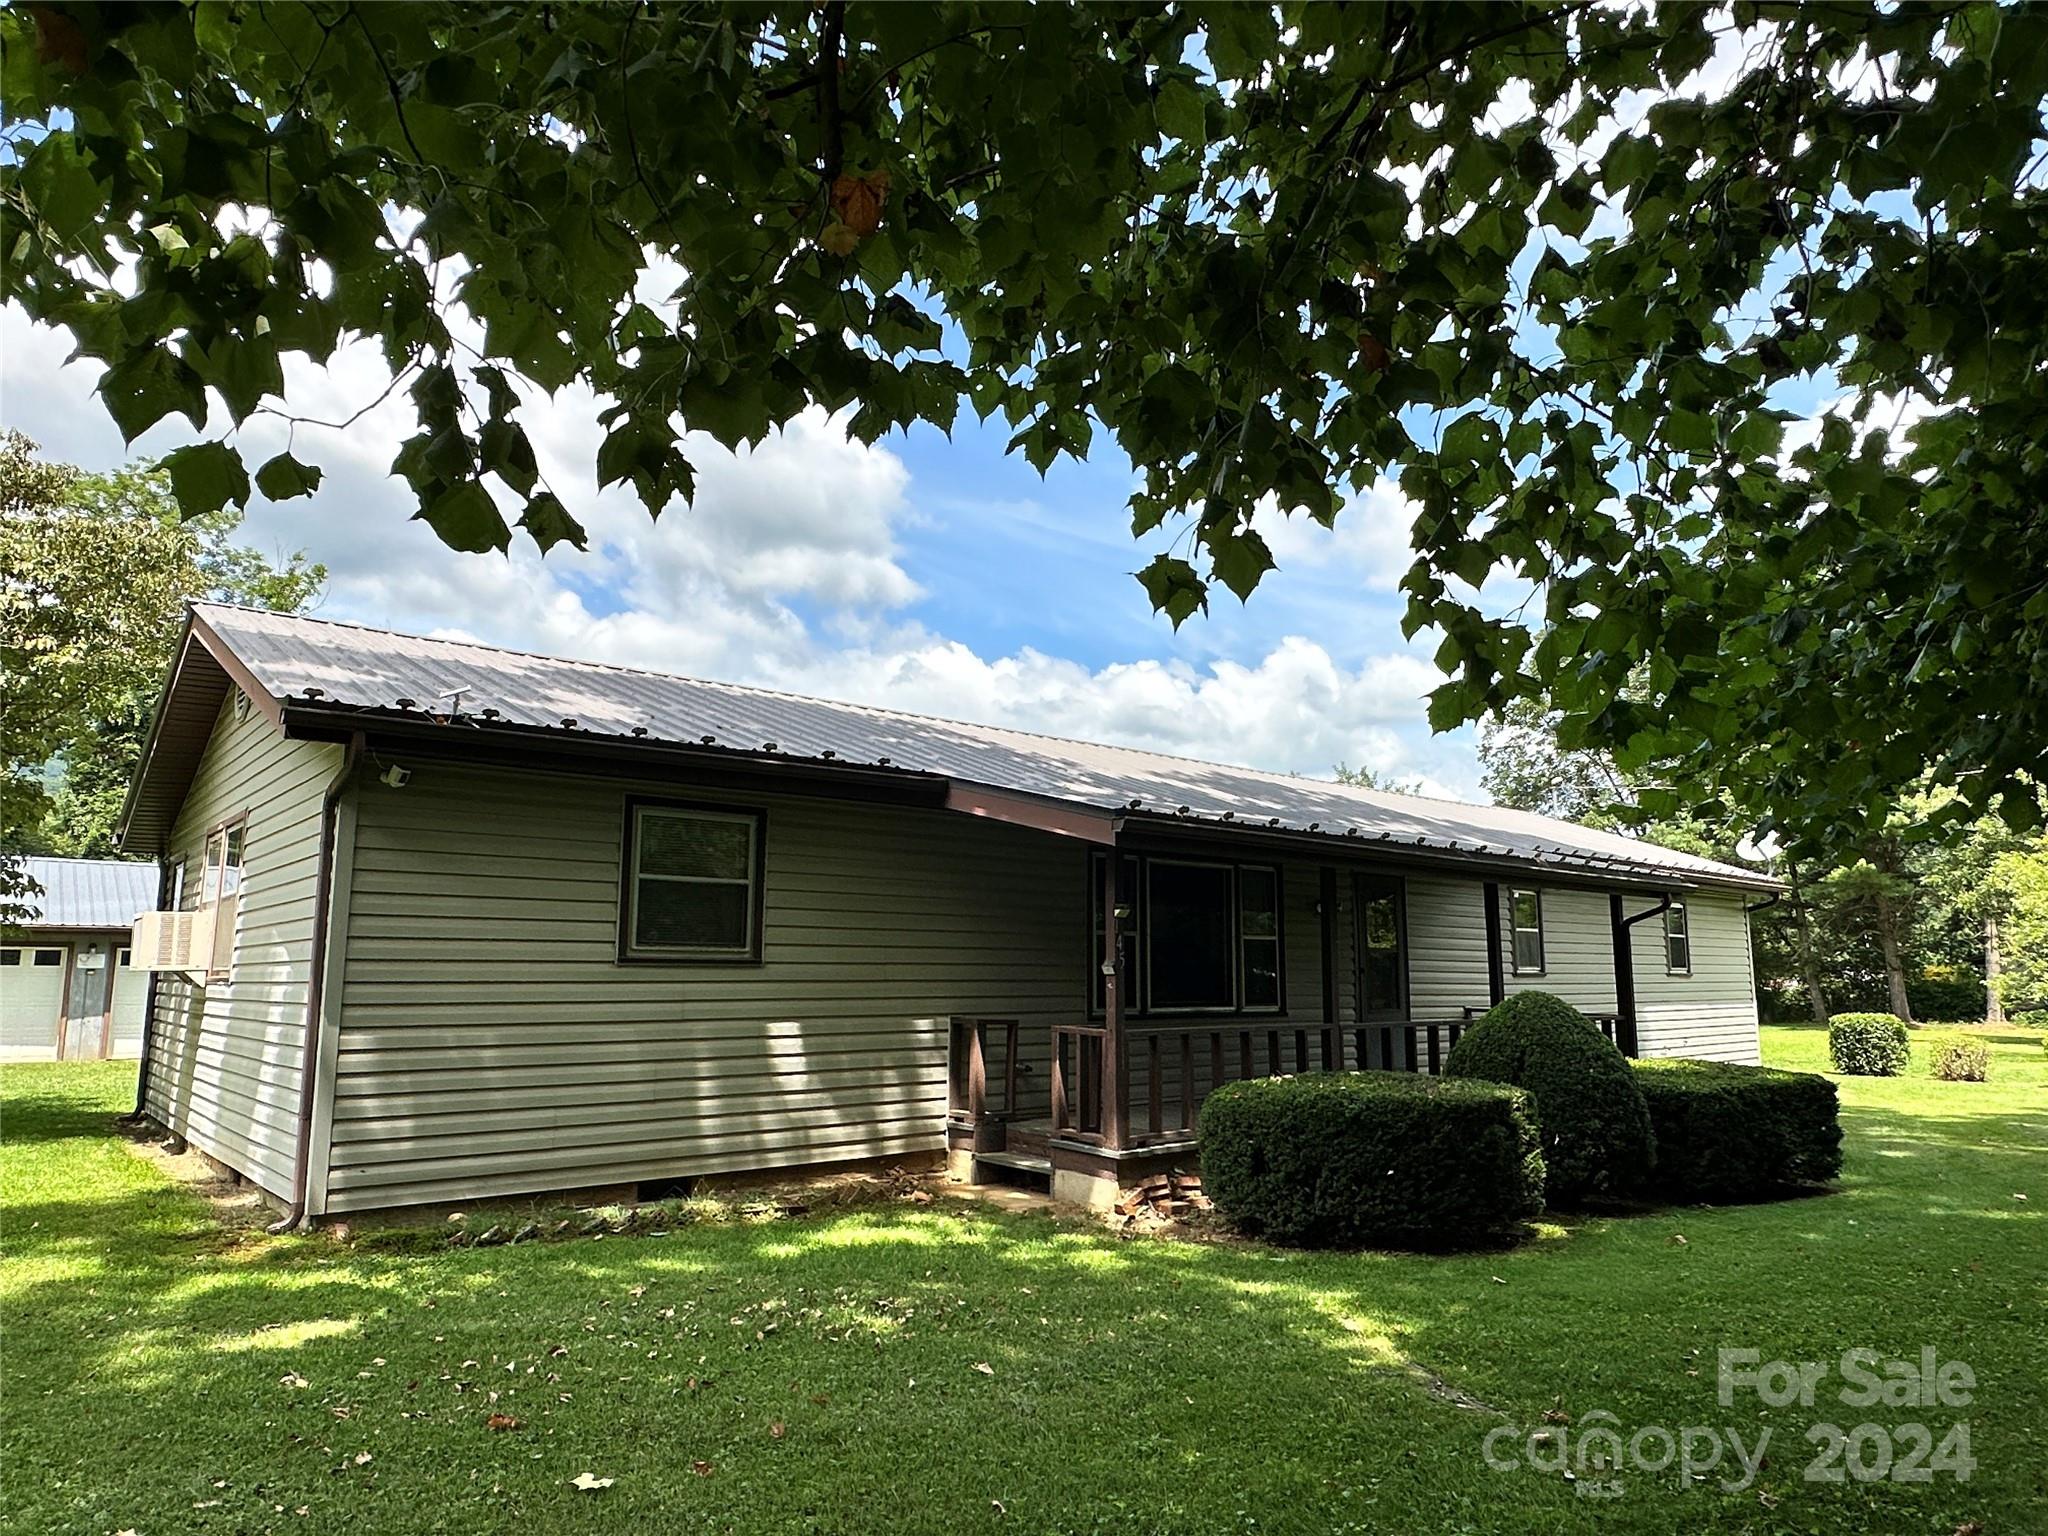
[
  {"x1": 97, "y1": 349, "x2": 207, "y2": 442},
  {"x1": 254, "y1": 452, "x2": 323, "y2": 501},
  {"x1": 1136, "y1": 554, "x2": 1207, "y2": 628},
  {"x1": 1207, "y1": 528, "x2": 1275, "y2": 602},
  {"x1": 519, "y1": 491, "x2": 587, "y2": 553},
  {"x1": 417, "y1": 480, "x2": 510, "y2": 554},
  {"x1": 160, "y1": 441, "x2": 250, "y2": 518}
]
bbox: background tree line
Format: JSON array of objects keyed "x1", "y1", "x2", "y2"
[
  {"x1": 1478, "y1": 698, "x2": 2048, "y2": 1026},
  {"x1": 1, "y1": 432, "x2": 323, "y2": 920}
]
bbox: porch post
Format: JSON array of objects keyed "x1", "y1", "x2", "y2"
[{"x1": 1101, "y1": 841, "x2": 1129, "y2": 1149}]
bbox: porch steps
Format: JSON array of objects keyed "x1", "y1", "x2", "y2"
[{"x1": 974, "y1": 1150, "x2": 1053, "y2": 1177}]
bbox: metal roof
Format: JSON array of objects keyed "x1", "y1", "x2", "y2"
[
  {"x1": 165, "y1": 603, "x2": 1778, "y2": 892},
  {"x1": 14, "y1": 856, "x2": 157, "y2": 930}
]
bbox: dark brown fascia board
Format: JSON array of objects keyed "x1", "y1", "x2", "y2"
[
  {"x1": 189, "y1": 610, "x2": 286, "y2": 729},
  {"x1": 1117, "y1": 812, "x2": 1783, "y2": 896},
  {"x1": 267, "y1": 701, "x2": 1780, "y2": 896},
  {"x1": 943, "y1": 782, "x2": 1118, "y2": 845},
  {"x1": 275, "y1": 702, "x2": 953, "y2": 809},
  {"x1": 114, "y1": 615, "x2": 237, "y2": 853}
]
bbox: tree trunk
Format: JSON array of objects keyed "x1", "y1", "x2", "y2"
[
  {"x1": 1789, "y1": 864, "x2": 1830, "y2": 1024},
  {"x1": 1985, "y1": 914, "x2": 2005, "y2": 1025},
  {"x1": 1875, "y1": 892, "x2": 1913, "y2": 1023}
]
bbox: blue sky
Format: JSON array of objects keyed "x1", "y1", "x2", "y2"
[{"x1": 2, "y1": 303, "x2": 1477, "y2": 796}]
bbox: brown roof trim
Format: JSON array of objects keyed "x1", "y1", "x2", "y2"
[
  {"x1": 276, "y1": 702, "x2": 953, "y2": 808},
  {"x1": 115, "y1": 613, "x2": 242, "y2": 855},
  {"x1": 190, "y1": 609, "x2": 284, "y2": 729},
  {"x1": 943, "y1": 783, "x2": 1117, "y2": 845}
]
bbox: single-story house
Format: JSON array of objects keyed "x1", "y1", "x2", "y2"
[
  {"x1": 2, "y1": 856, "x2": 157, "y2": 1061},
  {"x1": 118, "y1": 603, "x2": 1783, "y2": 1218}
]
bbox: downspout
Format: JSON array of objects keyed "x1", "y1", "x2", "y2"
[
  {"x1": 1611, "y1": 892, "x2": 1677, "y2": 1059},
  {"x1": 1744, "y1": 893, "x2": 1782, "y2": 916},
  {"x1": 1482, "y1": 881, "x2": 1505, "y2": 1007},
  {"x1": 270, "y1": 732, "x2": 363, "y2": 1234},
  {"x1": 125, "y1": 858, "x2": 177, "y2": 1122}
]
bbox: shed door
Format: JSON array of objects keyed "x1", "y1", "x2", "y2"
[
  {"x1": 0, "y1": 947, "x2": 68, "y2": 1060},
  {"x1": 63, "y1": 945, "x2": 114, "y2": 1060},
  {"x1": 110, "y1": 946, "x2": 148, "y2": 1058}
]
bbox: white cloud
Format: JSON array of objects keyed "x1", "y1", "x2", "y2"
[{"x1": 2, "y1": 303, "x2": 1480, "y2": 799}]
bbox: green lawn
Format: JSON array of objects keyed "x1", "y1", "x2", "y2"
[{"x1": 3, "y1": 1028, "x2": 2043, "y2": 1535}]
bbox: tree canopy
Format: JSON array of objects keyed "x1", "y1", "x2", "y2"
[
  {"x1": 4, "y1": 1, "x2": 2043, "y2": 852},
  {"x1": 0, "y1": 432, "x2": 323, "y2": 907}
]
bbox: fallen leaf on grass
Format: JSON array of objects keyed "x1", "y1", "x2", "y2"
[
  {"x1": 281, "y1": 1372, "x2": 309, "y2": 1389},
  {"x1": 971, "y1": 1361, "x2": 995, "y2": 1376},
  {"x1": 570, "y1": 1473, "x2": 614, "y2": 1492},
  {"x1": 486, "y1": 1413, "x2": 522, "y2": 1432},
  {"x1": 692, "y1": 1460, "x2": 715, "y2": 1477},
  {"x1": 768, "y1": 1421, "x2": 786, "y2": 1440},
  {"x1": 1669, "y1": 1233, "x2": 1689, "y2": 1246},
  {"x1": 353, "y1": 1452, "x2": 373, "y2": 1466}
]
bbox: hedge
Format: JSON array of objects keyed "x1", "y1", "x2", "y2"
[
  {"x1": 1443, "y1": 991, "x2": 1656, "y2": 1204},
  {"x1": 1926, "y1": 1035, "x2": 1990, "y2": 1082},
  {"x1": 1828, "y1": 1012, "x2": 1911, "y2": 1075},
  {"x1": 1200, "y1": 1072, "x2": 1545, "y2": 1250},
  {"x1": 1632, "y1": 1059, "x2": 1843, "y2": 1202}
]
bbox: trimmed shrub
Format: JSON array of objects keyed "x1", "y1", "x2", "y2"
[
  {"x1": 1632, "y1": 1059, "x2": 1843, "y2": 1202},
  {"x1": 1200, "y1": 1072, "x2": 1544, "y2": 1250},
  {"x1": 1828, "y1": 1012, "x2": 1910, "y2": 1075},
  {"x1": 1926, "y1": 1035, "x2": 1990, "y2": 1082},
  {"x1": 1443, "y1": 991, "x2": 1656, "y2": 1204}
]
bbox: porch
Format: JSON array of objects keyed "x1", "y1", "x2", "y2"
[{"x1": 947, "y1": 1010, "x2": 1625, "y2": 1205}]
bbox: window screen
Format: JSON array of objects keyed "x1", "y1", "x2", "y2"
[
  {"x1": 1238, "y1": 866, "x2": 1282, "y2": 1011},
  {"x1": 1664, "y1": 900, "x2": 1691, "y2": 974},
  {"x1": 626, "y1": 804, "x2": 763, "y2": 959},
  {"x1": 1510, "y1": 888, "x2": 1545, "y2": 974}
]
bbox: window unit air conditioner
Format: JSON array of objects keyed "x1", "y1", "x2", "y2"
[{"x1": 131, "y1": 905, "x2": 227, "y2": 978}]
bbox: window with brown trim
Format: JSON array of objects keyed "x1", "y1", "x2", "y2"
[
  {"x1": 1664, "y1": 899, "x2": 1692, "y2": 975},
  {"x1": 1088, "y1": 852, "x2": 1283, "y2": 1015},
  {"x1": 1509, "y1": 888, "x2": 1545, "y2": 975},
  {"x1": 199, "y1": 818, "x2": 247, "y2": 980},
  {"x1": 621, "y1": 799, "x2": 766, "y2": 962}
]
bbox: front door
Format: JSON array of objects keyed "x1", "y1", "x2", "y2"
[{"x1": 1354, "y1": 875, "x2": 1409, "y2": 1022}]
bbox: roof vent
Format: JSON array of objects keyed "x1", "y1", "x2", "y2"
[
  {"x1": 233, "y1": 691, "x2": 252, "y2": 722},
  {"x1": 762, "y1": 741, "x2": 778, "y2": 752},
  {"x1": 561, "y1": 718, "x2": 578, "y2": 729},
  {"x1": 700, "y1": 735, "x2": 716, "y2": 745},
  {"x1": 631, "y1": 726, "x2": 648, "y2": 737},
  {"x1": 877, "y1": 757, "x2": 891, "y2": 766},
  {"x1": 395, "y1": 697, "x2": 417, "y2": 710},
  {"x1": 301, "y1": 686, "x2": 324, "y2": 700},
  {"x1": 481, "y1": 707, "x2": 501, "y2": 719}
]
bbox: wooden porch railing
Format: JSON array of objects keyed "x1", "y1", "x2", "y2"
[
  {"x1": 947, "y1": 1017, "x2": 1022, "y2": 1132},
  {"x1": 1046, "y1": 1011, "x2": 1627, "y2": 1150}
]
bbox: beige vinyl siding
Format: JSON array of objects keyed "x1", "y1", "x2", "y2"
[
  {"x1": 1406, "y1": 874, "x2": 1493, "y2": 1020},
  {"x1": 142, "y1": 696, "x2": 341, "y2": 1198},
  {"x1": 1632, "y1": 891, "x2": 1761, "y2": 1063},
  {"x1": 322, "y1": 762, "x2": 1090, "y2": 1212},
  {"x1": 1498, "y1": 885, "x2": 1617, "y2": 1015}
]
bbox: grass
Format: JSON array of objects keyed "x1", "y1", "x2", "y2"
[{"x1": 2, "y1": 1027, "x2": 2043, "y2": 1535}]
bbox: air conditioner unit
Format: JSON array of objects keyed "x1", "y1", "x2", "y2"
[{"x1": 131, "y1": 906, "x2": 223, "y2": 978}]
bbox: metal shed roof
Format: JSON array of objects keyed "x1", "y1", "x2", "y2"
[
  {"x1": 14, "y1": 857, "x2": 157, "y2": 931},
  {"x1": 144, "y1": 603, "x2": 1776, "y2": 892}
]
